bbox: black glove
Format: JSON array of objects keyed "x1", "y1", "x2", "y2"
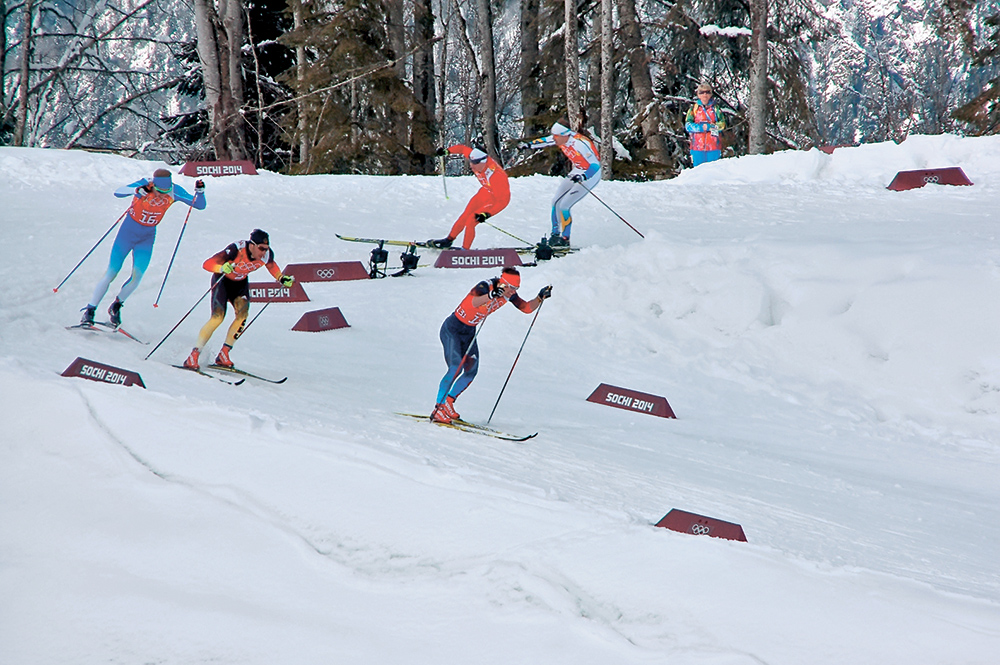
[
  {"x1": 434, "y1": 147, "x2": 448, "y2": 157},
  {"x1": 474, "y1": 212, "x2": 491, "y2": 224},
  {"x1": 489, "y1": 278, "x2": 503, "y2": 299},
  {"x1": 195, "y1": 179, "x2": 205, "y2": 192},
  {"x1": 137, "y1": 182, "x2": 153, "y2": 196},
  {"x1": 517, "y1": 141, "x2": 529, "y2": 150},
  {"x1": 538, "y1": 285, "x2": 553, "y2": 300},
  {"x1": 570, "y1": 174, "x2": 584, "y2": 183}
]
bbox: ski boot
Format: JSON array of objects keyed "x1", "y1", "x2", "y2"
[
  {"x1": 428, "y1": 237, "x2": 454, "y2": 249},
  {"x1": 80, "y1": 305, "x2": 96, "y2": 326},
  {"x1": 183, "y1": 348, "x2": 200, "y2": 370},
  {"x1": 431, "y1": 404, "x2": 453, "y2": 424},
  {"x1": 108, "y1": 298, "x2": 123, "y2": 328},
  {"x1": 548, "y1": 233, "x2": 570, "y2": 248},
  {"x1": 441, "y1": 396, "x2": 461, "y2": 421},
  {"x1": 214, "y1": 345, "x2": 235, "y2": 368}
]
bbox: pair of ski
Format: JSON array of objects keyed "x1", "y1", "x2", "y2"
[
  {"x1": 336, "y1": 234, "x2": 576, "y2": 257},
  {"x1": 396, "y1": 412, "x2": 536, "y2": 442},
  {"x1": 67, "y1": 321, "x2": 147, "y2": 344},
  {"x1": 172, "y1": 363, "x2": 287, "y2": 385}
]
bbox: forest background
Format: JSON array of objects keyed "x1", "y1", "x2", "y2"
[{"x1": 2, "y1": 0, "x2": 999, "y2": 180}]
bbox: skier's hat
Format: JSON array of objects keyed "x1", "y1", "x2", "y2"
[
  {"x1": 152, "y1": 168, "x2": 172, "y2": 192},
  {"x1": 469, "y1": 148, "x2": 488, "y2": 164},
  {"x1": 249, "y1": 228, "x2": 270, "y2": 246},
  {"x1": 499, "y1": 267, "x2": 521, "y2": 289},
  {"x1": 551, "y1": 121, "x2": 573, "y2": 136}
]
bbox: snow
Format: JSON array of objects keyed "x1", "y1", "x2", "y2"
[{"x1": 2, "y1": 136, "x2": 1000, "y2": 664}]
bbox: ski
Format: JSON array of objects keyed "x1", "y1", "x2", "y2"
[
  {"x1": 172, "y1": 364, "x2": 245, "y2": 385},
  {"x1": 336, "y1": 233, "x2": 573, "y2": 257},
  {"x1": 66, "y1": 322, "x2": 148, "y2": 344},
  {"x1": 204, "y1": 364, "x2": 288, "y2": 384},
  {"x1": 396, "y1": 412, "x2": 537, "y2": 442},
  {"x1": 336, "y1": 234, "x2": 430, "y2": 248}
]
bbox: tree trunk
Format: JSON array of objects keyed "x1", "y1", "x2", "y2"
[
  {"x1": 412, "y1": 0, "x2": 436, "y2": 169},
  {"x1": 292, "y1": 0, "x2": 308, "y2": 165},
  {"x1": 519, "y1": 0, "x2": 543, "y2": 136},
  {"x1": 194, "y1": 0, "x2": 247, "y2": 160},
  {"x1": 618, "y1": 0, "x2": 667, "y2": 164},
  {"x1": 748, "y1": 0, "x2": 768, "y2": 154},
  {"x1": 475, "y1": 0, "x2": 498, "y2": 158},
  {"x1": 564, "y1": 0, "x2": 580, "y2": 128},
  {"x1": 13, "y1": 0, "x2": 34, "y2": 146},
  {"x1": 600, "y1": 0, "x2": 613, "y2": 176}
]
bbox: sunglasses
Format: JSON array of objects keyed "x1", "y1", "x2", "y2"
[
  {"x1": 255, "y1": 244, "x2": 269, "y2": 251},
  {"x1": 698, "y1": 91, "x2": 712, "y2": 95}
]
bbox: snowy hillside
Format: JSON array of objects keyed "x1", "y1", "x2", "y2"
[{"x1": 3, "y1": 137, "x2": 1000, "y2": 664}]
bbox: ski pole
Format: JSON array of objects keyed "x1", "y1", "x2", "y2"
[
  {"x1": 584, "y1": 187, "x2": 644, "y2": 238},
  {"x1": 52, "y1": 211, "x2": 127, "y2": 292},
  {"x1": 440, "y1": 154, "x2": 449, "y2": 199},
  {"x1": 153, "y1": 206, "x2": 193, "y2": 308},
  {"x1": 481, "y1": 219, "x2": 533, "y2": 247},
  {"x1": 233, "y1": 300, "x2": 270, "y2": 341},
  {"x1": 145, "y1": 275, "x2": 222, "y2": 360},
  {"x1": 487, "y1": 300, "x2": 544, "y2": 424}
]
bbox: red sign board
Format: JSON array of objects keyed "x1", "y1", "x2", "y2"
[
  {"x1": 291, "y1": 307, "x2": 350, "y2": 332},
  {"x1": 586, "y1": 383, "x2": 676, "y2": 418},
  {"x1": 887, "y1": 167, "x2": 973, "y2": 191},
  {"x1": 61, "y1": 357, "x2": 145, "y2": 388},
  {"x1": 249, "y1": 281, "x2": 310, "y2": 302},
  {"x1": 655, "y1": 509, "x2": 747, "y2": 542},
  {"x1": 434, "y1": 248, "x2": 522, "y2": 269},
  {"x1": 179, "y1": 160, "x2": 258, "y2": 177},
  {"x1": 283, "y1": 261, "x2": 370, "y2": 282}
]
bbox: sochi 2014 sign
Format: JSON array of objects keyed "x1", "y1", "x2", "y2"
[
  {"x1": 434, "y1": 248, "x2": 522, "y2": 269},
  {"x1": 586, "y1": 383, "x2": 676, "y2": 418},
  {"x1": 283, "y1": 261, "x2": 370, "y2": 282},
  {"x1": 61, "y1": 357, "x2": 145, "y2": 388},
  {"x1": 249, "y1": 281, "x2": 310, "y2": 302},
  {"x1": 179, "y1": 160, "x2": 258, "y2": 177}
]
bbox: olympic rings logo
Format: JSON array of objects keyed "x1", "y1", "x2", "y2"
[
  {"x1": 923, "y1": 175, "x2": 940, "y2": 184},
  {"x1": 691, "y1": 523, "x2": 711, "y2": 535},
  {"x1": 315, "y1": 268, "x2": 337, "y2": 279},
  {"x1": 318, "y1": 316, "x2": 330, "y2": 327}
]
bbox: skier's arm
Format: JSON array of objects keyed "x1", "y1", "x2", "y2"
[
  {"x1": 447, "y1": 144, "x2": 472, "y2": 159},
  {"x1": 171, "y1": 184, "x2": 207, "y2": 210},
  {"x1": 203, "y1": 244, "x2": 239, "y2": 273},
  {"x1": 115, "y1": 179, "x2": 149, "y2": 198}
]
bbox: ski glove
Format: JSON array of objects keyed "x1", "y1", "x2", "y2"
[
  {"x1": 516, "y1": 141, "x2": 529, "y2": 150},
  {"x1": 474, "y1": 212, "x2": 491, "y2": 224},
  {"x1": 279, "y1": 274, "x2": 295, "y2": 288},
  {"x1": 570, "y1": 174, "x2": 584, "y2": 183},
  {"x1": 220, "y1": 262, "x2": 235, "y2": 274},
  {"x1": 489, "y1": 278, "x2": 503, "y2": 299},
  {"x1": 538, "y1": 285, "x2": 553, "y2": 300},
  {"x1": 195, "y1": 179, "x2": 205, "y2": 192},
  {"x1": 434, "y1": 147, "x2": 448, "y2": 157}
]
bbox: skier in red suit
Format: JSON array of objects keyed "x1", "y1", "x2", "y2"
[{"x1": 429, "y1": 145, "x2": 511, "y2": 250}]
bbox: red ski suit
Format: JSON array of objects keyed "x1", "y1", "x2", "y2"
[{"x1": 446, "y1": 145, "x2": 511, "y2": 249}]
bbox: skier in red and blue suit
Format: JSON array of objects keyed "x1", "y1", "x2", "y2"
[
  {"x1": 81, "y1": 169, "x2": 206, "y2": 326},
  {"x1": 519, "y1": 121, "x2": 601, "y2": 248},
  {"x1": 685, "y1": 83, "x2": 726, "y2": 166},
  {"x1": 429, "y1": 145, "x2": 511, "y2": 250},
  {"x1": 432, "y1": 267, "x2": 552, "y2": 424}
]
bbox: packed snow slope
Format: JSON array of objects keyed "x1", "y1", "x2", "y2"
[{"x1": 3, "y1": 136, "x2": 1000, "y2": 664}]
